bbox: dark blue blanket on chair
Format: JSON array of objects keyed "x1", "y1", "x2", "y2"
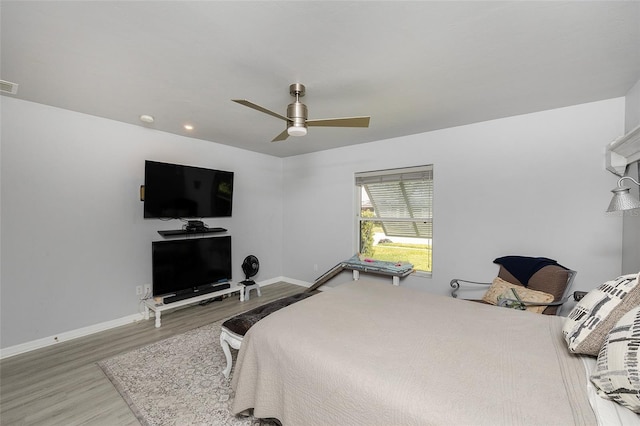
[{"x1": 493, "y1": 256, "x2": 566, "y2": 286}]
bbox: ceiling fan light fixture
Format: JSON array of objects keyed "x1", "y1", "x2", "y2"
[{"x1": 287, "y1": 125, "x2": 308, "y2": 137}]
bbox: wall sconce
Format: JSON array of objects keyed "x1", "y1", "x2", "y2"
[{"x1": 607, "y1": 176, "x2": 640, "y2": 212}]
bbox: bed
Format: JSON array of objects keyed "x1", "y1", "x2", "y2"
[{"x1": 231, "y1": 279, "x2": 639, "y2": 425}]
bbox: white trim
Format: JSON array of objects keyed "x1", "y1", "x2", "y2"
[
  {"x1": 266, "y1": 275, "x2": 312, "y2": 288},
  {"x1": 0, "y1": 313, "x2": 144, "y2": 359},
  {"x1": 355, "y1": 165, "x2": 433, "y2": 181},
  {"x1": 284, "y1": 277, "x2": 312, "y2": 287},
  {"x1": 0, "y1": 278, "x2": 309, "y2": 359},
  {"x1": 258, "y1": 276, "x2": 291, "y2": 286}
]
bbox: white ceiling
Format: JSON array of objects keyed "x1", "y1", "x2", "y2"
[{"x1": 2, "y1": 1, "x2": 640, "y2": 158}]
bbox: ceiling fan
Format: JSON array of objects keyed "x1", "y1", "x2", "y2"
[{"x1": 232, "y1": 83, "x2": 370, "y2": 142}]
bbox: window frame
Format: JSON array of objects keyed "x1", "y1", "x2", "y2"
[{"x1": 354, "y1": 165, "x2": 433, "y2": 278}]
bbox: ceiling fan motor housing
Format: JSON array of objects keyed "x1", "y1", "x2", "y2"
[
  {"x1": 287, "y1": 83, "x2": 308, "y2": 135},
  {"x1": 287, "y1": 101, "x2": 308, "y2": 133}
]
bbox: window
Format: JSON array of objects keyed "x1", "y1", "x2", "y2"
[{"x1": 355, "y1": 165, "x2": 433, "y2": 275}]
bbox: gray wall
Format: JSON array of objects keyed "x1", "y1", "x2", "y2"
[
  {"x1": 1, "y1": 97, "x2": 284, "y2": 349},
  {"x1": 282, "y1": 98, "x2": 626, "y2": 298},
  {"x1": 0, "y1": 94, "x2": 632, "y2": 351}
]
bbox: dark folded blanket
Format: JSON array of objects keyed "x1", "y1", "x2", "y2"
[
  {"x1": 222, "y1": 292, "x2": 315, "y2": 337},
  {"x1": 494, "y1": 256, "x2": 567, "y2": 286}
]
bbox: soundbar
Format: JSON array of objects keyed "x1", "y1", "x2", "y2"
[
  {"x1": 162, "y1": 282, "x2": 231, "y2": 304},
  {"x1": 157, "y1": 227, "x2": 227, "y2": 237}
]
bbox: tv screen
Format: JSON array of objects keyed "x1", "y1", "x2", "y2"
[
  {"x1": 144, "y1": 160, "x2": 234, "y2": 219},
  {"x1": 152, "y1": 236, "x2": 232, "y2": 297}
]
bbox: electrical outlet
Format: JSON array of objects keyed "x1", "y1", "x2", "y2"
[
  {"x1": 136, "y1": 285, "x2": 143, "y2": 296},
  {"x1": 144, "y1": 284, "x2": 151, "y2": 294}
]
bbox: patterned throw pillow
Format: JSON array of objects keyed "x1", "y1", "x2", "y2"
[
  {"x1": 482, "y1": 277, "x2": 554, "y2": 314},
  {"x1": 590, "y1": 307, "x2": 640, "y2": 413},
  {"x1": 562, "y1": 273, "x2": 640, "y2": 356}
]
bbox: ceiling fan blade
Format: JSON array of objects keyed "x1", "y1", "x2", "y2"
[
  {"x1": 271, "y1": 128, "x2": 290, "y2": 142},
  {"x1": 306, "y1": 116, "x2": 370, "y2": 128},
  {"x1": 232, "y1": 99, "x2": 290, "y2": 122}
]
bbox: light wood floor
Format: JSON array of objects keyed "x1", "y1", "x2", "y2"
[{"x1": 0, "y1": 282, "x2": 306, "y2": 425}]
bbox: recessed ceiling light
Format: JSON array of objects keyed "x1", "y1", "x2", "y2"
[
  {"x1": 184, "y1": 124, "x2": 194, "y2": 131},
  {"x1": 139, "y1": 114, "x2": 154, "y2": 123}
]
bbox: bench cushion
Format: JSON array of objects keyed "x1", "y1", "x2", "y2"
[{"x1": 222, "y1": 292, "x2": 314, "y2": 337}]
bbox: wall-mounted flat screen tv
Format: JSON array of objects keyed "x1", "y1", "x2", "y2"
[
  {"x1": 144, "y1": 160, "x2": 234, "y2": 219},
  {"x1": 152, "y1": 236, "x2": 232, "y2": 298}
]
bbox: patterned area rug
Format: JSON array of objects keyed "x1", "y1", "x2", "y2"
[{"x1": 98, "y1": 321, "x2": 266, "y2": 426}]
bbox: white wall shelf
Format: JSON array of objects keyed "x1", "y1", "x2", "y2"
[{"x1": 606, "y1": 124, "x2": 640, "y2": 175}]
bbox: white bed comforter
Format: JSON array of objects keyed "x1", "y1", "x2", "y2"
[{"x1": 231, "y1": 280, "x2": 596, "y2": 425}]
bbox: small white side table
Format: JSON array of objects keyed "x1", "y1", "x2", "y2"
[{"x1": 239, "y1": 282, "x2": 261, "y2": 301}]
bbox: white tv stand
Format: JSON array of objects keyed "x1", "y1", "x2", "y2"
[{"x1": 143, "y1": 285, "x2": 241, "y2": 328}]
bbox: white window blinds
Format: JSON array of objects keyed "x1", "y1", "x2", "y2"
[{"x1": 356, "y1": 165, "x2": 433, "y2": 238}]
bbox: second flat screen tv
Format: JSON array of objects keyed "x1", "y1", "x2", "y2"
[
  {"x1": 152, "y1": 236, "x2": 232, "y2": 298},
  {"x1": 144, "y1": 160, "x2": 234, "y2": 219}
]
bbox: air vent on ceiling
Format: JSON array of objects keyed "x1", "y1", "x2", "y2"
[{"x1": 0, "y1": 80, "x2": 19, "y2": 95}]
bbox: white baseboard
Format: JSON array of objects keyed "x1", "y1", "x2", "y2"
[
  {"x1": 0, "y1": 277, "x2": 311, "y2": 360},
  {"x1": 0, "y1": 313, "x2": 144, "y2": 360},
  {"x1": 264, "y1": 276, "x2": 312, "y2": 288}
]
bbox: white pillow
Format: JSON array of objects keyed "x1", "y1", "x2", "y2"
[
  {"x1": 590, "y1": 306, "x2": 640, "y2": 413},
  {"x1": 562, "y1": 273, "x2": 640, "y2": 356}
]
